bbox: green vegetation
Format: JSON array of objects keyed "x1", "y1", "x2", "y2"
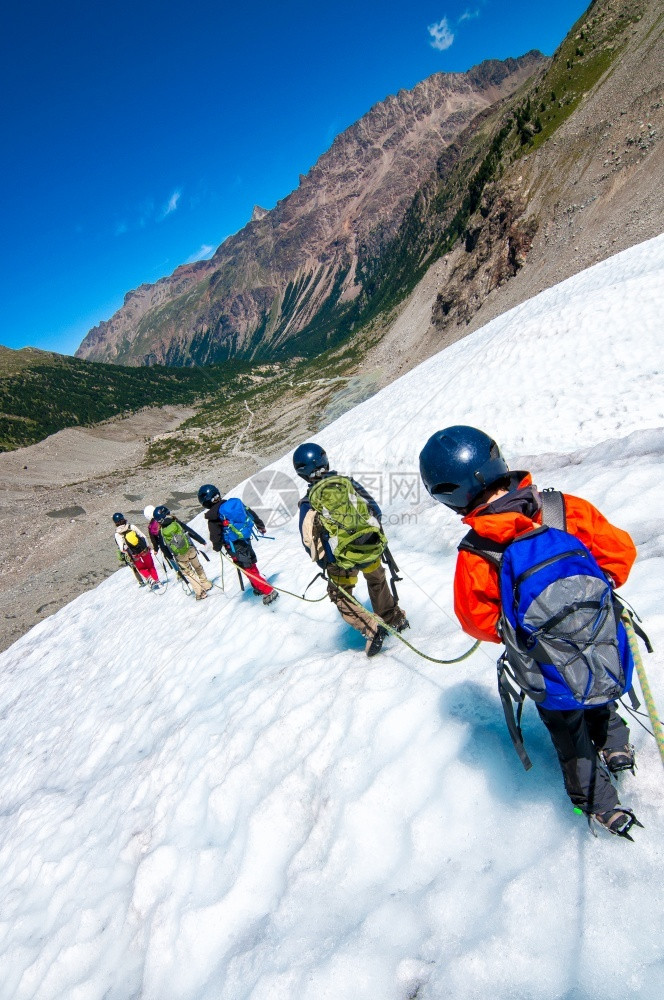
[
  {"x1": 142, "y1": 322, "x2": 384, "y2": 466},
  {"x1": 513, "y1": 1, "x2": 644, "y2": 155},
  {"x1": 0, "y1": 346, "x2": 250, "y2": 452}
]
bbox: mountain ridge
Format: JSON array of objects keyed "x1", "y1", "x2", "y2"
[{"x1": 75, "y1": 53, "x2": 545, "y2": 366}]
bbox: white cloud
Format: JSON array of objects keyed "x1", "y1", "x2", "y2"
[
  {"x1": 186, "y1": 244, "x2": 215, "y2": 264},
  {"x1": 114, "y1": 221, "x2": 128, "y2": 237},
  {"x1": 428, "y1": 17, "x2": 454, "y2": 51},
  {"x1": 160, "y1": 190, "x2": 181, "y2": 220},
  {"x1": 459, "y1": 8, "x2": 480, "y2": 22}
]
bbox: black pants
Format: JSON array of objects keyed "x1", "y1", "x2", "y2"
[
  {"x1": 537, "y1": 702, "x2": 630, "y2": 815},
  {"x1": 228, "y1": 539, "x2": 257, "y2": 568}
]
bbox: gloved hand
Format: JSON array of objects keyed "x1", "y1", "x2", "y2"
[{"x1": 258, "y1": 526, "x2": 266, "y2": 535}]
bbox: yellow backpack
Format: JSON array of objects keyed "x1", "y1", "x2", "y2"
[{"x1": 124, "y1": 529, "x2": 147, "y2": 555}]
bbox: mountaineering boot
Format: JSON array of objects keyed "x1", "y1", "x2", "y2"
[
  {"x1": 391, "y1": 611, "x2": 410, "y2": 633},
  {"x1": 263, "y1": 590, "x2": 279, "y2": 606},
  {"x1": 591, "y1": 808, "x2": 643, "y2": 841},
  {"x1": 195, "y1": 590, "x2": 208, "y2": 601},
  {"x1": 600, "y1": 744, "x2": 636, "y2": 775},
  {"x1": 365, "y1": 625, "x2": 388, "y2": 658}
]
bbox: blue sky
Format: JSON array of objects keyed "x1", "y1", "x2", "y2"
[{"x1": 1, "y1": 1, "x2": 590, "y2": 357}]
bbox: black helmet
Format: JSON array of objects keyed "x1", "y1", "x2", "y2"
[
  {"x1": 293, "y1": 442, "x2": 329, "y2": 481},
  {"x1": 419, "y1": 425, "x2": 509, "y2": 514},
  {"x1": 112, "y1": 512, "x2": 126, "y2": 525},
  {"x1": 153, "y1": 505, "x2": 170, "y2": 522},
  {"x1": 198, "y1": 484, "x2": 221, "y2": 509}
]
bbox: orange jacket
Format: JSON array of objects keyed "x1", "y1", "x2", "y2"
[{"x1": 454, "y1": 475, "x2": 637, "y2": 643}]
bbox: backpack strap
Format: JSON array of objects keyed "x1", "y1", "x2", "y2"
[
  {"x1": 458, "y1": 529, "x2": 507, "y2": 568},
  {"x1": 497, "y1": 653, "x2": 533, "y2": 771},
  {"x1": 458, "y1": 488, "x2": 567, "y2": 565},
  {"x1": 539, "y1": 488, "x2": 566, "y2": 530},
  {"x1": 458, "y1": 509, "x2": 545, "y2": 773}
]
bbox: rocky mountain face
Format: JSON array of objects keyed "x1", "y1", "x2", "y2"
[
  {"x1": 331, "y1": 0, "x2": 662, "y2": 374},
  {"x1": 76, "y1": 1, "x2": 662, "y2": 379},
  {"x1": 424, "y1": 0, "x2": 663, "y2": 340},
  {"x1": 75, "y1": 54, "x2": 545, "y2": 366}
]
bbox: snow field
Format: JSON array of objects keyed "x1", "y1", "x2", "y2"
[{"x1": 0, "y1": 235, "x2": 664, "y2": 998}]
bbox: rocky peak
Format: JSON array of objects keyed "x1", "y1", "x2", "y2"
[{"x1": 76, "y1": 52, "x2": 546, "y2": 366}]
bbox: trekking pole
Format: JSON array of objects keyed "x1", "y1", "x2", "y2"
[
  {"x1": 194, "y1": 545, "x2": 210, "y2": 563},
  {"x1": 218, "y1": 549, "x2": 327, "y2": 602},
  {"x1": 237, "y1": 568, "x2": 245, "y2": 591},
  {"x1": 155, "y1": 556, "x2": 170, "y2": 591},
  {"x1": 623, "y1": 613, "x2": 664, "y2": 770},
  {"x1": 166, "y1": 552, "x2": 192, "y2": 593},
  {"x1": 125, "y1": 554, "x2": 145, "y2": 587}
]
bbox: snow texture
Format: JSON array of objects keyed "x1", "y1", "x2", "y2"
[{"x1": 1, "y1": 235, "x2": 664, "y2": 1000}]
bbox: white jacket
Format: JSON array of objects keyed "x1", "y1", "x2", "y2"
[{"x1": 114, "y1": 523, "x2": 149, "y2": 553}]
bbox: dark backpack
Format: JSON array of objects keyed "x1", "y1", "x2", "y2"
[
  {"x1": 123, "y1": 528, "x2": 148, "y2": 556},
  {"x1": 459, "y1": 490, "x2": 635, "y2": 769}
]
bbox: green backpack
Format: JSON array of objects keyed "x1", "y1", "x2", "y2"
[
  {"x1": 308, "y1": 475, "x2": 387, "y2": 570},
  {"x1": 160, "y1": 518, "x2": 191, "y2": 556}
]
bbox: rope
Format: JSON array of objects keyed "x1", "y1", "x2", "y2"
[
  {"x1": 214, "y1": 552, "x2": 479, "y2": 662},
  {"x1": 623, "y1": 612, "x2": 664, "y2": 770},
  {"x1": 218, "y1": 549, "x2": 327, "y2": 602},
  {"x1": 328, "y1": 576, "x2": 481, "y2": 664}
]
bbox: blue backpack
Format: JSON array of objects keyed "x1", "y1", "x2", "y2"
[
  {"x1": 219, "y1": 498, "x2": 254, "y2": 550},
  {"x1": 460, "y1": 490, "x2": 635, "y2": 769}
]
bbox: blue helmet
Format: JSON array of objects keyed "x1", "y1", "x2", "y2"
[
  {"x1": 293, "y1": 442, "x2": 329, "y2": 481},
  {"x1": 198, "y1": 483, "x2": 221, "y2": 509},
  {"x1": 419, "y1": 426, "x2": 509, "y2": 514},
  {"x1": 153, "y1": 505, "x2": 170, "y2": 522},
  {"x1": 112, "y1": 512, "x2": 126, "y2": 525}
]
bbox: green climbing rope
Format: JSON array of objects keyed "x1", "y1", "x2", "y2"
[
  {"x1": 219, "y1": 552, "x2": 480, "y2": 663},
  {"x1": 623, "y1": 612, "x2": 664, "y2": 770}
]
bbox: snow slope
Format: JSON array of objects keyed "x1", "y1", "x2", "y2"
[{"x1": 1, "y1": 235, "x2": 664, "y2": 1000}]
